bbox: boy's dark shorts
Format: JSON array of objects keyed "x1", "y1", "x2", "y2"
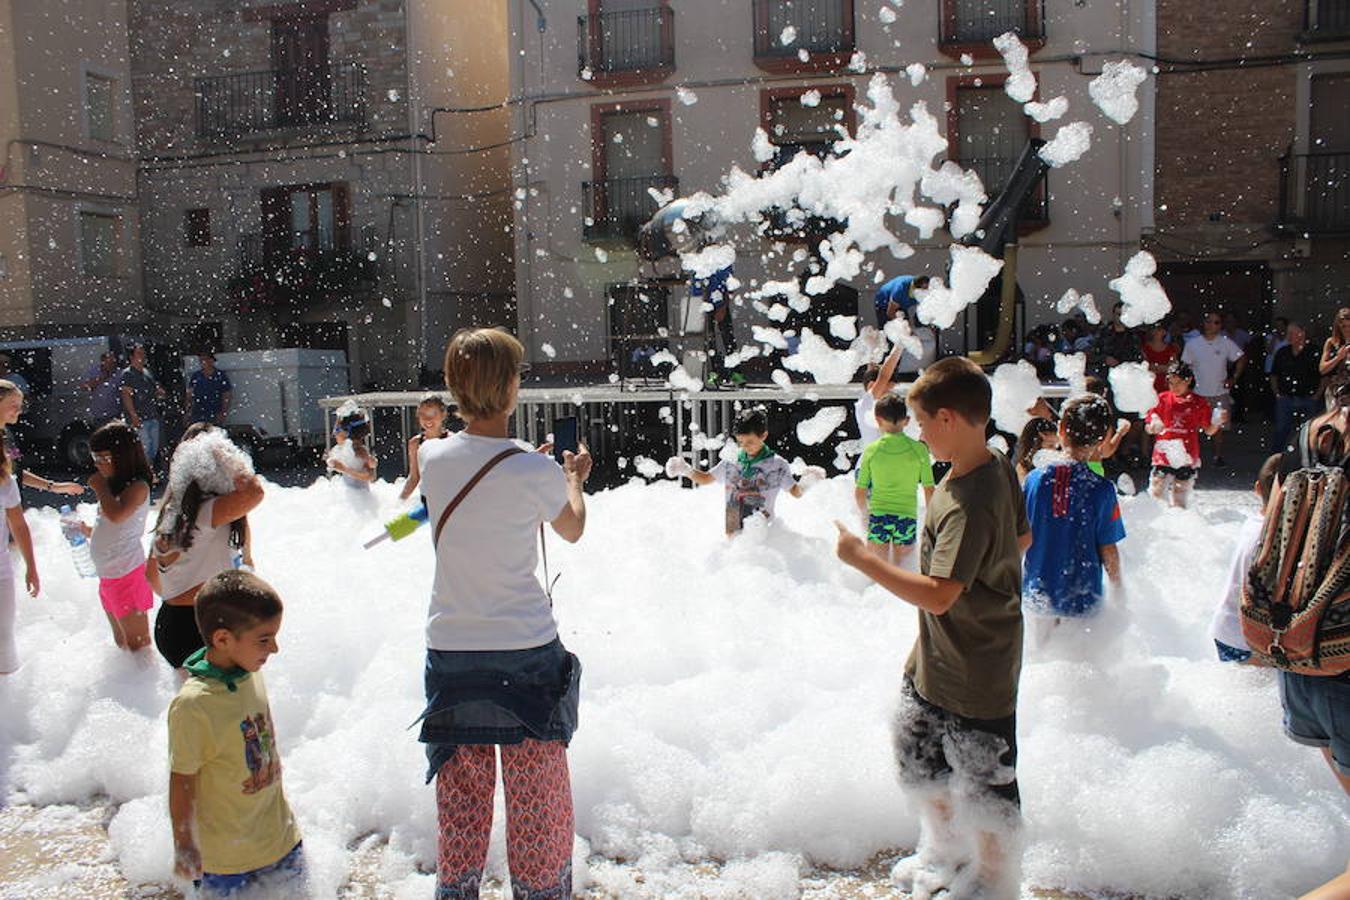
[
  {"x1": 893, "y1": 678, "x2": 1021, "y2": 818},
  {"x1": 868, "y1": 514, "x2": 917, "y2": 546},
  {"x1": 1151, "y1": 464, "x2": 1196, "y2": 482},
  {"x1": 1279, "y1": 670, "x2": 1350, "y2": 776}
]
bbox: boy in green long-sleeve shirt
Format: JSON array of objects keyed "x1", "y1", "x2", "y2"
[{"x1": 855, "y1": 394, "x2": 935, "y2": 564}]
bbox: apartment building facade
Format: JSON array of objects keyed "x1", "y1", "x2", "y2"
[
  {"x1": 0, "y1": 0, "x2": 145, "y2": 334},
  {"x1": 128, "y1": 0, "x2": 514, "y2": 388},
  {"x1": 507, "y1": 0, "x2": 1158, "y2": 376},
  {"x1": 1149, "y1": 0, "x2": 1350, "y2": 333}
]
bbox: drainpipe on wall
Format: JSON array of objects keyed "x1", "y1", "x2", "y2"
[{"x1": 406, "y1": 0, "x2": 429, "y2": 385}]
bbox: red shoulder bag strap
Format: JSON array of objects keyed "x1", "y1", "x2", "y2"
[{"x1": 433, "y1": 447, "x2": 525, "y2": 548}]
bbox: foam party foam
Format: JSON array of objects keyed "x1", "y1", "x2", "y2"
[
  {"x1": 1, "y1": 477, "x2": 1342, "y2": 898},
  {"x1": 991, "y1": 359, "x2": 1045, "y2": 434},
  {"x1": 1089, "y1": 60, "x2": 1149, "y2": 125},
  {"x1": 1111, "y1": 251, "x2": 1173, "y2": 327},
  {"x1": 1023, "y1": 96, "x2": 1069, "y2": 123},
  {"x1": 1110, "y1": 362, "x2": 1160, "y2": 414},
  {"x1": 795, "y1": 407, "x2": 848, "y2": 446},
  {"x1": 1039, "y1": 121, "x2": 1094, "y2": 168},
  {"x1": 993, "y1": 31, "x2": 1037, "y2": 103}
]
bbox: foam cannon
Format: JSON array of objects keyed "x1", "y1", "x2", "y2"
[
  {"x1": 637, "y1": 198, "x2": 724, "y2": 277},
  {"x1": 962, "y1": 138, "x2": 1048, "y2": 366}
]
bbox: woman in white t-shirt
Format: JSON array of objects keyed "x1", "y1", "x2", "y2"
[
  {"x1": 148, "y1": 424, "x2": 263, "y2": 669},
  {"x1": 0, "y1": 410, "x2": 39, "y2": 675},
  {"x1": 417, "y1": 327, "x2": 591, "y2": 900}
]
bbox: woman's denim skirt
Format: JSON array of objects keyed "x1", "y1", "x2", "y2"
[{"x1": 416, "y1": 637, "x2": 581, "y2": 782}]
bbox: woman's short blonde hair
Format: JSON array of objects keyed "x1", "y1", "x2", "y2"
[{"x1": 443, "y1": 327, "x2": 523, "y2": 421}]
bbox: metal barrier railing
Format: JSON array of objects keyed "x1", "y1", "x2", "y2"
[{"x1": 320, "y1": 381, "x2": 1072, "y2": 484}]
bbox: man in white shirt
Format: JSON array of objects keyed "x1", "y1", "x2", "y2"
[{"x1": 1181, "y1": 310, "x2": 1246, "y2": 466}]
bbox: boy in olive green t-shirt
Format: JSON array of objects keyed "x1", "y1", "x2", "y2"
[
  {"x1": 854, "y1": 393, "x2": 935, "y2": 565},
  {"x1": 168, "y1": 571, "x2": 304, "y2": 897},
  {"x1": 836, "y1": 357, "x2": 1031, "y2": 900}
]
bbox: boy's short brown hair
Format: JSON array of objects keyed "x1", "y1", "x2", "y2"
[
  {"x1": 906, "y1": 357, "x2": 990, "y2": 425},
  {"x1": 1060, "y1": 394, "x2": 1113, "y2": 449},
  {"x1": 874, "y1": 393, "x2": 909, "y2": 424},
  {"x1": 196, "y1": 570, "x2": 284, "y2": 643},
  {"x1": 443, "y1": 327, "x2": 523, "y2": 421}
]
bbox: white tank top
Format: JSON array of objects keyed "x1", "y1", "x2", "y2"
[
  {"x1": 90, "y1": 486, "x2": 150, "y2": 580},
  {"x1": 155, "y1": 498, "x2": 235, "y2": 599}
]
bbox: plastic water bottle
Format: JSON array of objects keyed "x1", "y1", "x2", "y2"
[{"x1": 59, "y1": 505, "x2": 97, "y2": 578}]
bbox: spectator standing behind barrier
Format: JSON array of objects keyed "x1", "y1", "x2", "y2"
[
  {"x1": 82, "y1": 351, "x2": 123, "y2": 427},
  {"x1": 1319, "y1": 307, "x2": 1350, "y2": 409},
  {"x1": 185, "y1": 352, "x2": 233, "y2": 426},
  {"x1": 1270, "y1": 323, "x2": 1322, "y2": 452},
  {"x1": 119, "y1": 343, "x2": 167, "y2": 468}
]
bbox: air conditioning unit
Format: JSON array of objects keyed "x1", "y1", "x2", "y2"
[{"x1": 1291, "y1": 238, "x2": 1312, "y2": 259}]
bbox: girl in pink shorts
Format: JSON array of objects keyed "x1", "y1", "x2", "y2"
[{"x1": 86, "y1": 422, "x2": 154, "y2": 652}]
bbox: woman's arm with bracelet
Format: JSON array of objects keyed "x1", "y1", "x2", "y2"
[{"x1": 21, "y1": 470, "x2": 84, "y2": 496}]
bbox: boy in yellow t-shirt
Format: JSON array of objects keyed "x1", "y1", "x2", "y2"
[{"x1": 168, "y1": 570, "x2": 303, "y2": 896}]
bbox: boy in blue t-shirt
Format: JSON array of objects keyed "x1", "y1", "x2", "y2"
[{"x1": 1022, "y1": 394, "x2": 1126, "y2": 641}]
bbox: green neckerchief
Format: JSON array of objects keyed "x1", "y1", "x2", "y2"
[
  {"x1": 737, "y1": 444, "x2": 776, "y2": 479},
  {"x1": 183, "y1": 647, "x2": 249, "y2": 693}
]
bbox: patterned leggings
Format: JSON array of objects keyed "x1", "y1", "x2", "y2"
[{"x1": 435, "y1": 739, "x2": 573, "y2": 899}]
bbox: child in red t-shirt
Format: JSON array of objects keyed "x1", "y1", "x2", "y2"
[{"x1": 1144, "y1": 362, "x2": 1227, "y2": 507}]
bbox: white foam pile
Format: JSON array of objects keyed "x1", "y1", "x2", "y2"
[
  {"x1": 1039, "y1": 122, "x2": 1094, "y2": 168},
  {"x1": 1155, "y1": 438, "x2": 1193, "y2": 468},
  {"x1": 1053, "y1": 352, "x2": 1088, "y2": 398},
  {"x1": 677, "y1": 73, "x2": 987, "y2": 303},
  {"x1": 882, "y1": 316, "x2": 925, "y2": 362},
  {"x1": 991, "y1": 359, "x2": 1044, "y2": 434},
  {"x1": 915, "y1": 245, "x2": 1004, "y2": 330},
  {"x1": 1056, "y1": 288, "x2": 1100, "y2": 325},
  {"x1": 993, "y1": 31, "x2": 1037, "y2": 103},
  {"x1": 166, "y1": 428, "x2": 255, "y2": 502},
  {"x1": 1109, "y1": 362, "x2": 1160, "y2": 414},
  {"x1": 782, "y1": 330, "x2": 865, "y2": 385},
  {"x1": 1023, "y1": 96, "x2": 1069, "y2": 123},
  {"x1": 1, "y1": 480, "x2": 1342, "y2": 898},
  {"x1": 1110, "y1": 251, "x2": 1173, "y2": 327},
  {"x1": 1089, "y1": 60, "x2": 1149, "y2": 125},
  {"x1": 795, "y1": 407, "x2": 849, "y2": 446}
]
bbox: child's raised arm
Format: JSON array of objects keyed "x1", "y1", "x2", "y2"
[
  {"x1": 169, "y1": 772, "x2": 202, "y2": 880},
  {"x1": 211, "y1": 473, "x2": 265, "y2": 527},
  {"x1": 399, "y1": 436, "x2": 422, "y2": 500},
  {"x1": 870, "y1": 341, "x2": 905, "y2": 400},
  {"x1": 8, "y1": 505, "x2": 37, "y2": 597},
  {"x1": 88, "y1": 472, "x2": 150, "y2": 523}
]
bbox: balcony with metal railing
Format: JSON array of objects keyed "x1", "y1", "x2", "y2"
[
  {"x1": 578, "y1": 7, "x2": 675, "y2": 86},
  {"x1": 195, "y1": 62, "x2": 367, "y2": 140},
  {"x1": 583, "y1": 175, "x2": 679, "y2": 243},
  {"x1": 752, "y1": 0, "x2": 855, "y2": 72},
  {"x1": 939, "y1": 0, "x2": 1045, "y2": 57},
  {"x1": 1279, "y1": 151, "x2": 1350, "y2": 234},
  {"x1": 229, "y1": 232, "x2": 379, "y2": 312},
  {"x1": 1305, "y1": 0, "x2": 1350, "y2": 39}
]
